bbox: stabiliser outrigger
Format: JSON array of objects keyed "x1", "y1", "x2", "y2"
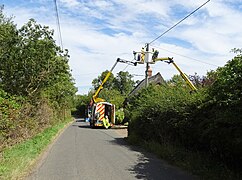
[{"x1": 89, "y1": 58, "x2": 137, "y2": 128}]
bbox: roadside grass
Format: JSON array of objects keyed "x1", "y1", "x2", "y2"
[
  {"x1": 0, "y1": 118, "x2": 73, "y2": 180},
  {"x1": 127, "y1": 133, "x2": 241, "y2": 180}
]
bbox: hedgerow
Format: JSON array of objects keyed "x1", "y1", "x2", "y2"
[
  {"x1": 127, "y1": 50, "x2": 242, "y2": 172},
  {"x1": 0, "y1": 7, "x2": 76, "y2": 151}
]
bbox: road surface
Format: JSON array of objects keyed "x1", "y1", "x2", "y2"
[{"x1": 27, "y1": 120, "x2": 196, "y2": 180}]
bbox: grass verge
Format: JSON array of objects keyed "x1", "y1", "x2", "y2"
[
  {"x1": 0, "y1": 118, "x2": 73, "y2": 180},
  {"x1": 127, "y1": 133, "x2": 241, "y2": 180}
]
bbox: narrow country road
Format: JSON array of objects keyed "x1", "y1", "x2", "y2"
[{"x1": 27, "y1": 119, "x2": 196, "y2": 180}]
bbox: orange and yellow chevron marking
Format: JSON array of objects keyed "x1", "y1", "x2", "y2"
[{"x1": 97, "y1": 104, "x2": 105, "y2": 120}]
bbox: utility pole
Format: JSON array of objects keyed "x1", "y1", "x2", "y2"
[
  {"x1": 145, "y1": 63, "x2": 149, "y2": 88},
  {"x1": 145, "y1": 43, "x2": 149, "y2": 87},
  {"x1": 133, "y1": 44, "x2": 197, "y2": 92}
]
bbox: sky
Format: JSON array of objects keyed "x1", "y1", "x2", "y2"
[{"x1": 1, "y1": 0, "x2": 242, "y2": 94}]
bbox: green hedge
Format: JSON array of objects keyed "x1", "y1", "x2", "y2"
[
  {"x1": 0, "y1": 90, "x2": 22, "y2": 149},
  {"x1": 127, "y1": 51, "x2": 242, "y2": 171},
  {"x1": 127, "y1": 84, "x2": 204, "y2": 145}
]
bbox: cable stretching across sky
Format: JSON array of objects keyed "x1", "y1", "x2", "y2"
[
  {"x1": 150, "y1": 45, "x2": 218, "y2": 67},
  {"x1": 122, "y1": 0, "x2": 212, "y2": 72},
  {"x1": 148, "y1": 0, "x2": 211, "y2": 45},
  {"x1": 53, "y1": 0, "x2": 63, "y2": 50}
]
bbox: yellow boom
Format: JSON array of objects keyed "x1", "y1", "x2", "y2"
[
  {"x1": 92, "y1": 58, "x2": 137, "y2": 103},
  {"x1": 154, "y1": 57, "x2": 197, "y2": 92}
]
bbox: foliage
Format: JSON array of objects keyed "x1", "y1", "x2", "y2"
[
  {"x1": 0, "y1": 17, "x2": 75, "y2": 98},
  {"x1": 127, "y1": 50, "x2": 242, "y2": 174},
  {"x1": 0, "y1": 90, "x2": 22, "y2": 149},
  {"x1": 208, "y1": 50, "x2": 242, "y2": 106},
  {"x1": 127, "y1": 83, "x2": 204, "y2": 144},
  {"x1": 202, "y1": 50, "x2": 242, "y2": 167},
  {"x1": 113, "y1": 71, "x2": 135, "y2": 95},
  {"x1": 72, "y1": 94, "x2": 92, "y2": 118},
  {"x1": 115, "y1": 109, "x2": 125, "y2": 124},
  {"x1": 91, "y1": 70, "x2": 135, "y2": 95},
  {"x1": 92, "y1": 70, "x2": 115, "y2": 90},
  {"x1": 0, "y1": 8, "x2": 76, "y2": 150},
  {"x1": 90, "y1": 70, "x2": 135, "y2": 109},
  {"x1": 99, "y1": 89, "x2": 125, "y2": 110}
]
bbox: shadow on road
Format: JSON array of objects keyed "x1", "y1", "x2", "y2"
[
  {"x1": 75, "y1": 119, "x2": 85, "y2": 122},
  {"x1": 73, "y1": 122, "x2": 106, "y2": 129},
  {"x1": 78, "y1": 125, "x2": 92, "y2": 129},
  {"x1": 109, "y1": 138, "x2": 196, "y2": 180},
  {"x1": 72, "y1": 123, "x2": 91, "y2": 129}
]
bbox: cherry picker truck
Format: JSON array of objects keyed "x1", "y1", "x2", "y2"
[{"x1": 89, "y1": 58, "x2": 137, "y2": 128}]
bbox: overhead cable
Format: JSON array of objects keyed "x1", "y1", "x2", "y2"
[
  {"x1": 149, "y1": 0, "x2": 211, "y2": 45},
  {"x1": 54, "y1": 0, "x2": 64, "y2": 50},
  {"x1": 124, "y1": 1, "x2": 211, "y2": 72},
  {"x1": 150, "y1": 45, "x2": 219, "y2": 67}
]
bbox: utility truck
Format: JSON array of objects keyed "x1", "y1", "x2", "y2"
[
  {"x1": 89, "y1": 58, "x2": 137, "y2": 128},
  {"x1": 89, "y1": 47, "x2": 197, "y2": 128}
]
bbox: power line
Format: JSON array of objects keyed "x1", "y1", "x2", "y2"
[
  {"x1": 150, "y1": 45, "x2": 219, "y2": 67},
  {"x1": 54, "y1": 0, "x2": 63, "y2": 50},
  {"x1": 149, "y1": 0, "x2": 211, "y2": 45},
  {"x1": 122, "y1": 64, "x2": 130, "y2": 71},
  {"x1": 123, "y1": 1, "x2": 211, "y2": 72},
  {"x1": 132, "y1": 74, "x2": 145, "y2": 77}
]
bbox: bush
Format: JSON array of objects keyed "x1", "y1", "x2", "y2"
[
  {"x1": 0, "y1": 90, "x2": 22, "y2": 149},
  {"x1": 0, "y1": 89, "x2": 71, "y2": 151},
  {"x1": 203, "y1": 51, "x2": 242, "y2": 168},
  {"x1": 115, "y1": 109, "x2": 124, "y2": 124},
  {"x1": 127, "y1": 83, "x2": 204, "y2": 144},
  {"x1": 127, "y1": 51, "x2": 242, "y2": 172}
]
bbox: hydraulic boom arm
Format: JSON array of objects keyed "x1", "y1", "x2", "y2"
[
  {"x1": 154, "y1": 57, "x2": 197, "y2": 92},
  {"x1": 92, "y1": 58, "x2": 137, "y2": 103}
]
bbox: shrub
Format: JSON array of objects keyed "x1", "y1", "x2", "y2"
[
  {"x1": 0, "y1": 90, "x2": 22, "y2": 149},
  {"x1": 127, "y1": 83, "x2": 204, "y2": 144},
  {"x1": 115, "y1": 109, "x2": 124, "y2": 124},
  {"x1": 127, "y1": 50, "x2": 242, "y2": 171}
]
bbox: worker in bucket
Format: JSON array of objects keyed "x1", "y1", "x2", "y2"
[{"x1": 103, "y1": 115, "x2": 110, "y2": 129}]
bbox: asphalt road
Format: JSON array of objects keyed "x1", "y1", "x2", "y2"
[{"x1": 27, "y1": 119, "x2": 196, "y2": 180}]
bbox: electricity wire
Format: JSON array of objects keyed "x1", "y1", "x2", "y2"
[
  {"x1": 150, "y1": 45, "x2": 219, "y2": 67},
  {"x1": 149, "y1": 0, "x2": 211, "y2": 45},
  {"x1": 132, "y1": 74, "x2": 145, "y2": 77},
  {"x1": 123, "y1": 0, "x2": 211, "y2": 72},
  {"x1": 123, "y1": 64, "x2": 130, "y2": 71},
  {"x1": 54, "y1": 0, "x2": 63, "y2": 50}
]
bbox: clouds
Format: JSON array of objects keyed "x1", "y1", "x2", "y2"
[
  {"x1": 168, "y1": 0, "x2": 242, "y2": 56},
  {"x1": 1, "y1": 0, "x2": 242, "y2": 94},
  {"x1": 60, "y1": 0, "x2": 80, "y2": 7}
]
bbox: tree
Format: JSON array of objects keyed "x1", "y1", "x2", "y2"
[
  {"x1": 99, "y1": 89, "x2": 125, "y2": 109},
  {"x1": 72, "y1": 94, "x2": 92, "y2": 118},
  {"x1": 208, "y1": 48, "x2": 242, "y2": 106},
  {"x1": 0, "y1": 16, "x2": 76, "y2": 100},
  {"x1": 0, "y1": 6, "x2": 19, "y2": 90},
  {"x1": 0, "y1": 7, "x2": 77, "y2": 150},
  {"x1": 92, "y1": 70, "x2": 115, "y2": 90},
  {"x1": 113, "y1": 71, "x2": 135, "y2": 95},
  {"x1": 90, "y1": 70, "x2": 135, "y2": 109}
]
